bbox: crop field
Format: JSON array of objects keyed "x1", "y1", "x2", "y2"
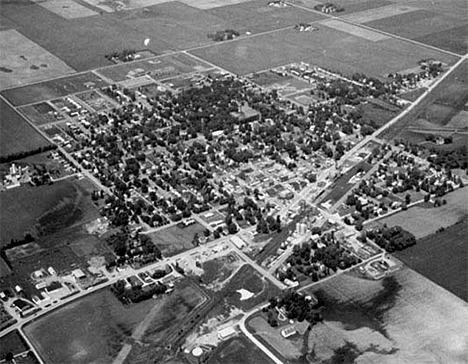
[
  {"x1": 147, "y1": 222, "x2": 206, "y2": 257},
  {"x1": 289, "y1": 0, "x2": 393, "y2": 14},
  {"x1": 0, "y1": 178, "x2": 99, "y2": 246},
  {"x1": 207, "y1": 334, "x2": 274, "y2": 364},
  {"x1": 189, "y1": 25, "x2": 456, "y2": 78},
  {"x1": 0, "y1": 1, "x2": 172, "y2": 72},
  {"x1": 97, "y1": 52, "x2": 212, "y2": 83},
  {"x1": 394, "y1": 217, "x2": 467, "y2": 301},
  {"x1": 363, "y1": 5, "x2": 468, "y2": 54},
  {"x1": 368, "y1": 187, "x2": 468, "y2": 239},
  {"x1": 0, "y1": 29, "x2": 74, "y2": 90},
  {"x1": 297, "y1": 269, "x2": 468, "y2": 364},
  {"x1": 341, "y1": 4, "x2": 419, "y2": 23},
  {"x1": 0, "y1": 99, "x2": 50, "y2": 159},
  {"x1": 1, "y1": 72, "x2": 108, "y2": 107},
  {"x1": 207, "y1": 0, "x2": 325, "y2": 34},
  {"x1": 24, "y1": 288, "x2": 160, "y2": 364},
  {"x1": 37, "y1": 0, "x2": 99, "y2": 19}
]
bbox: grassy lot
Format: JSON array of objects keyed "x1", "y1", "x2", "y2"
[
  {"x1": 394, "y1": 217, "x2": 467, "y2": 302},
  {"x1": 358, "y1": 101, "x2": 397, "y2": 127},
  {"x1": 189, "y1": 24, "x2": 456, "y2": 78},
  {"x1": 0, "y1": 179, "x2": 100, "y2": 245},
  {"x1": 207, "y1": 0, "x2": 325, "y2": 34},
  {"x1": 24, "y1": 289, "x2": 159, "y2": 364},
  {"x1": 222, "y1": 264, "x2": 280, "y2": 311},
  {"x1": 147, "y1": 222, "x2": 206, "y2": 257},
  {"x1": 0, "y1": 99, "x2": 50, "y2": 159},
  {"x1": 1, "y1": 73, "x2": 108, "y2": 107},
  {"x1": 200, "y1": 254, "x2": 240, "y2": 287},
  {"x1": 0, "y1": 330, "x2": 29, "y2": 358},
  {"x1": 367, "y1": 187, "x2": 467, "y2": 239},
  {"x1": 207, "y1": 334, "x2": 274, "y2": 364},
  {"x1": 298, "y1": 268, "x2": 468, "y2": 363}
]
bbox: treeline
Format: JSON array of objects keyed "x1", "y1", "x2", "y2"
[
  {"x1": 111, "y1": 279, "x2": 167, "y2": 304},
  {"x1": 364, "y1": 225, "x2": 416, "y2": 252},
  {"x1": 0, "y1": 145, "x2": 56, "y2": 163}
]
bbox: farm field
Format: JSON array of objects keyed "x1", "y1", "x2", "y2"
[
  {"x1": 189, "y1": 25, "x2": 457, "y2": 78},
  {"x1": 295, "y1": 269, "x2": 468, "y2": 364},
  {"x1": 0, "y1": 99, "x2": 50, "y2": 159},
  {"x1": 394, "y1": 217, "x2": 467, "y2": 301},
  {"x1": 367, "y1": 187, "x2": 468, "y2": 239},
  {"x1": 289, "y1": 0, "x2": 393, "y2": 15},
  {"x1": 207, "y1": 334, "x2": 274, "y2": 364},
  {"x1": 0, "y1": 29, "x2": 74, "y2": 90},
  {"x1": 97, "y1": 52, "x2": 213, "y2": 83},
  {"x1": 147, "y1": 222, "x2": 206, "y2": 257},
  {"x1": 0, "y1": 178, "x2": 99, "y2": 245},
  {"x1": 1, "y1": 72, "x2": 108, "y2": 107},
  {"x1": 24, "y1": 288, "x2": 160, "y2": 364},
  {"x1": 207, "y1": 0, "x2": 325, "y2": 34}
]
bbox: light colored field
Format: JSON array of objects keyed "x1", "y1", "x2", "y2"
[
  {"x1": 447, "y1": 110, "x2": 468, "y2": 128},
  {"x1": 181, "y1": 0, "x2": 253, "y2": 10},
  {"x1": 342, "y1": 4, "x2": 419, "y2": 23},
  {"x1": 34, "y1": 0, "x2": 98, "y2": 19},
  {"x1": 368, "y1": 188, "x2": 468, "y2": 239},
  {"x1": 306, "y1": 270, "x2": 468, "y2": 364},
  {"x1": 0, "y1": 30, "x2": 74, "y2": 90},
  {"x1": 81, "y1": 0, "x2": 168, "y2": 12},
  {"x1": 318, "y1": 19, "x2": 390, "y2": 41}
]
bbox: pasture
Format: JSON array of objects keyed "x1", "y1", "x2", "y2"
[
  {"x1": 147, "y1": 222, "x2": 206, "y2": 257},
  {"x1": 0, "y1": 99, "x2": 50, "y2": 159},
  {"x1": 189, "y1": 25, "x2": 457, "y2": 78},
  {"x1": 1, "y1": 72, "x2": 108, "y2": 107},
  {"x1": 301, "y1": 269, "x2": 468, "y2": 364},
  {"x1": 207, "y1": 334, "x2": 274, "y2": 364},
  {"x1": 24, "y1": 289, "x2": 159, "y2": 364},
  {"x1": 0, "y1": 30, "x2": 74, "y2": 90},
  {"x1": 394, "y1": 217, "x2": 467, "y2": 301},
  {"x1": 368, "y1": 188, "x2": 467, "y2": 239}
]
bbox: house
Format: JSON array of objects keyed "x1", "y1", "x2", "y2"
[{"x1": 281, "y1": 326, "x2": 297, "y2": 338}]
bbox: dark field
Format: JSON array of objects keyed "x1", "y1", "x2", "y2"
[
  {"x1": 207, "y1": 334, "x2": 273, "y2": 364},
  {"x1": 0, "y1": 178, "x2": 100, "y2": 245},
  {"x1": 393, "y1": 218, "x2": 468, "y2": 302},
  {"x1": 0, "y1": 330, "x2": 29, "y2": 358},
  {"x1": 0, "y1": 98, "x2": 50, "y2": 158},
  {"x1": 189, "y1": 25, "x2": 457, "y2": 78},
  {"x1": 1, "y1": 72, "x2": 108, "y2": 107},
  {"x1": 24, "y1": 289, "x2": 158, "y2": 364}
]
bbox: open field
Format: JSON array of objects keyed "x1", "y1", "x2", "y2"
[
  {"x1": 367, "y1": 187, "x2": 468, "y2": 239},
  {"x1": 207, "y1": 334, "x2": 274, "y2": 364},
  {"x1": 24, "y1": 288, "x2": 159, "y2": 364},
  {"x1": 297, "y1": 269, "x2": 468, "y2": 364},
  {"x1": 189, "y1": 25, "x2": 457, "y2": 78},
  {"x1": 0, "y1": 98, "x2": 50, "y2": 159},
  {"x1": 0, "y1": 178, "x2": 99, "y2": 245},
  {"x1": 35, "y1": 0, "x2": 99, "y2": 19},
  {"x1": 290, "y1": 0, "x2": 393, "y2": 14},
  {"x1": 0, "y1": 29, "x2": 74, "y2": 90},
  {"x1": 394, "y1": 217, "x2": 467, "y2": 301},
  {"x1": 207, "y1": 0, "x2": 325, "y2": 34},
  {"x1": 341, "y1": 4, "x2": 419, "y2": 23},
  {"x1": 147, "y1": 222, "x2": 206, "y2": 257},
  {"x1": 1, "y1": 72, "x2": 108, "y2": 107},
  {"x1": 0, "y1": 330, "x2": 29, "y2": 358},
  {"x1": 97, "y1": 52, "x2": 213, "y2": 83}
]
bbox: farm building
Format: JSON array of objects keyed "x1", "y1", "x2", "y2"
[{"x1": 281, "y1": 326, "x2": 297, "y2": 338}]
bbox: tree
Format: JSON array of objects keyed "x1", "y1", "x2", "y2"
[
  {"x1": 227, "y1": 222, "x2": 238, "y2": 234},
  {"x1": 405, "y1": 194, "x2": 411, "y2": 205}
]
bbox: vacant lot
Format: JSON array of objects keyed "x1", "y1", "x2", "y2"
[
  {"x1": 207, "y1": 334, "x2": 274, "y2": 364},
  {"x1": 368, "y1": 187, "x2": 467, "y2": 239},
  {"x1": 147, "y1": 222, "x2": 206, "y2": 257},
  {"x1": 299, "y1": 269, "x2": 468, "y2": 364},
  {"x1": 1, "y1": 72, "x2": 108, "y2": 107},
  {"x1": 0, "y1": 178, "x2": 99, "y2": 245},
  {"x1": 394, "y1": 217, "x2": 467, "y2": 301},
  {"x1": 24, "y1": 289, "x2": 159, "y2": 364},
  {"x1": 190, "y1": 25, "x2": 456, "y2": 78},
  {"x1": 0, "y1": 99, "x2": 50, "y2": 159}
]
